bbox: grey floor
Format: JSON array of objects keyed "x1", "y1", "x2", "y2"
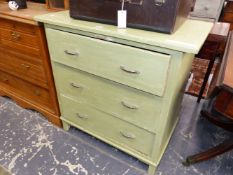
[{"x1": 0, "y1": 95, "x2": 232, "y2": 175}]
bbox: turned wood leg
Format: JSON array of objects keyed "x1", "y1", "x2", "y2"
[
  {"x1": 182, "y1": 139, "x2": 233, "y2": 166},
  {"x1": 62, "y1": 121, "x2": 70, "y2": 131},
  {"x1": 148, "y1": 164, "x2": 157, "y2": 175}
]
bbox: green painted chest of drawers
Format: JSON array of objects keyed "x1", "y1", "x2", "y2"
[{"x1": 35, "y1": 11, "x2": 212, "y2": 175}]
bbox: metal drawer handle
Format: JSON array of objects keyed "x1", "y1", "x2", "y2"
[
  {"x1": 120, "y1": 131, "x2": 136, "y2": 139},
  {"x1": 64, "y1": 50, "x2": 79, "y2": 56},
  {"x1": 76, "y1": 113, "x2": 89, "y2": 120},
  {"x1": 154, "y1": 0, "x2": 166, "y2": 6},
  {"x1": 109, "y1": 0, "x2": 143, "y2": 5},
  {"x1": 3, "y1": 78, "x2": 9, "y2": 82},
  {"x1": 21, "y1": 63, "x2": 31, "y2": 69},
  {"x1": 11, "y1": 32, "x2": 21, "y2": 40},
  {"x1": 34, "y1": 89, "x2": 41, "y2": 96},
  {"x1": 121, "y1": 101, "x2": 138, "y2": 110},
  {"x1": 120, "y1": 66, "x2": 140, "y2": 74},
  {"x1": 70, "y1": 82, "x2": 83, "y2": 89},
  {"x1": 121, "y1": 0, "x2": 143, "y2": 5}
]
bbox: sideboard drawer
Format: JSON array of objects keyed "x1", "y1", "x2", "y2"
[
  {"x1": 53, "y1": 63, "x2": 161, "y2": 132},
  {"x1": 0, "y1": 18, "x2": 40, "y2": 56},
  {"x1": 60, "y1": 94, "x2": 155, "y2": 156},
  {"x1": 0, "y1": 18, "x2": 36, "y2": 35},
  {"x1": 0, "y1": 48, "x2": 47, "y2": 88},
  {"x1": 0, "y1": 70, "x2": 52, "y2": 109},
  {"x1": 0, "y1": 28, "x2": 39, "y2": 49},
  {"x1": 46, "y1": 28, "x2": 171, "y2": 96}
]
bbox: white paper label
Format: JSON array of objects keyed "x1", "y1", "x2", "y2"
[{"x1": 117, "y1": 10, "x2": 127, "y2": 28}]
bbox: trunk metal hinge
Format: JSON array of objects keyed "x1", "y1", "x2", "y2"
[{"x1": 154, "y1": 0, "x2": 166, "y2": 6}]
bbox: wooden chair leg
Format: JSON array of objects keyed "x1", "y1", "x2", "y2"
[
  {"x1": 183, "y1": 140, "x2": 233, "y2": 166},
  {"x1": 197, "y1": 57, "x2": 216, "y2": 103}
]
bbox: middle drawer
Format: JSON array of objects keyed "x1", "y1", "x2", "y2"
[
  {"x1": 53, "y1": 63, "x2": 162, "y2": 133},
  {"x1": 0, "y1": 48, "x2": 47, "y2": 88}
]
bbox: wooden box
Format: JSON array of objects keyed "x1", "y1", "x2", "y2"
[{"x1": 69, "y1": 0, "x2": 193, "y2": 33}]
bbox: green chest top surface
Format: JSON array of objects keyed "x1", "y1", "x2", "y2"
[{"x1": 35, "y1": 11, "x2": 213, "y2": 54}]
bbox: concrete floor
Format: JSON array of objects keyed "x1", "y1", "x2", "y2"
[{"x1": 0, "y1": 95, "x2": 232, "y2": 175}]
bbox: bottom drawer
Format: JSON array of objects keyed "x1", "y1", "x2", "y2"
[
  {"x1": 60, "y1": 94, "x2": 155, "y2": 156},
  {"x1": 0, "y1": 70, "x2": 52, "y2": 109}
]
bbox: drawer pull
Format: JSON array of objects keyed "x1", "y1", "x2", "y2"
[
  {"x1": 70, "y1": 82, "x2": 83, "y2": 89},
  {"x1": 121, "y1": 101, "x2": 138, "y2": 110},
  {"x1": 21, "y1": 64, "x2": 30, "y2": 69},
  {"x1": 154, "y1": 0, "x2": 166, "y2": 6},
  {"x1": 76, "y1": 113, "x2": 89, "y2": 120},
  {"x1": 120, "y1": 66, "x2": 140, "y2": 74},
  {"x1": 64, "y1": 50, "x2": 79, "y2": 56},
  {"x1": 3, "y1": 78, "x2": 9, "y2": 82},
  {"x1": 34, "y1": 89, "x2": 41, "y2": 96},
  {"x1": 11, "y1": 32, "x2": 21, "y2": 40},
  {"x1": 120, "y1": 131, "x2": 136, "y2": 139}
]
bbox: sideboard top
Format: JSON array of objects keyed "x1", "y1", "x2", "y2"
[
  {"x1": 0, "y1": 2, "x2": 52, "y2": 26},
  {"x1": 35, "y1": 11, "x2": 213, "y2": 54}
]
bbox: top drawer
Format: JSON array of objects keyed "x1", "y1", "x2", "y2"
[
  {"x1": 0, "y1": 18, "x2": 40, "y2": 56},
  {"x1": 46, "y1": 28, "x2": 171, "y2": 96},
  {"x1": 0, "y1": 18, "x2": 36, "y2": 35}
]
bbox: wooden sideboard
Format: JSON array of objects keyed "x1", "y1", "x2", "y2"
[
  {"x1": 35, "y1": 11, "x2": 212, "y2": 175},
  {"x1": 0, "y1": 2, "x2": 61, "y2": 127}
]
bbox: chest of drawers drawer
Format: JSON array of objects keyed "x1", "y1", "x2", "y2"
[
  {"x1": 46, "y1": 28, "x2": 171, "y2": 96},
  {"x1": 0, "y1": 19, "x2": 40, "y2": 56},
  {"x1": 53, "y1": 63, "x2": 161, "y2": 132},
  {"x1": 0, "y1": 48, "x2": 47, "y2": 88},
  {"x1": 0, "y1": 28, "x2": 39, "y2": 49},
  {"x1": 0, "y1": 18, "x2": 36, "y2": 35},
  {"x1": 60, "y1": 94, "x2": 155, "y2": 156},
  {"x1": 0, "y1": 70, "x2": 52, "y2": 110},
  {"x1": 0, "y1": 33, "x2": 40, "y2": 56}
]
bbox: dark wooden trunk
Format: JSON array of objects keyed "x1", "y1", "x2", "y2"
[{"x1": 69, "y1": 0, "x2": 193, "y2": 33}]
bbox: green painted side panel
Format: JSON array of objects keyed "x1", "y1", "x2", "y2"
[
  {"x1": 151, "y1": 52, "x2": 195, "y2": 161},
  {"x1": 53, "y1": 63, "x2": 162, "y2": 133},
  {"x1": 46, "y1": 28, "x2": 171, "y2": 97},
  {"x1": 59, "y1": 94, "x2": 155, "y2": 157}
]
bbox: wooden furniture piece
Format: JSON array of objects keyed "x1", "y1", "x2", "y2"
[
  {"x1": 196, "y1": 22, "x2": 230, "y2": 102},
  {"x1": 0, "y1": 2, "x2": 61, "y2": 127},
  {"x1": 220, "y1": 0, "x2": 233, "y2": 30},
  {"x1": 183, "y1": 31, "x2": 233, "y2": 166},
  {"x1": 35, "y1": 11, "x2": 212, "y2": 175}
]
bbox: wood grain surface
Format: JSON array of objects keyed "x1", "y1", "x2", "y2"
[
  {"x1": 0, "y1": 1, "x2": 52, "y2": 25},
  {"x1": 0, "y1": 2, "x2": 61, "y2": 127}
]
